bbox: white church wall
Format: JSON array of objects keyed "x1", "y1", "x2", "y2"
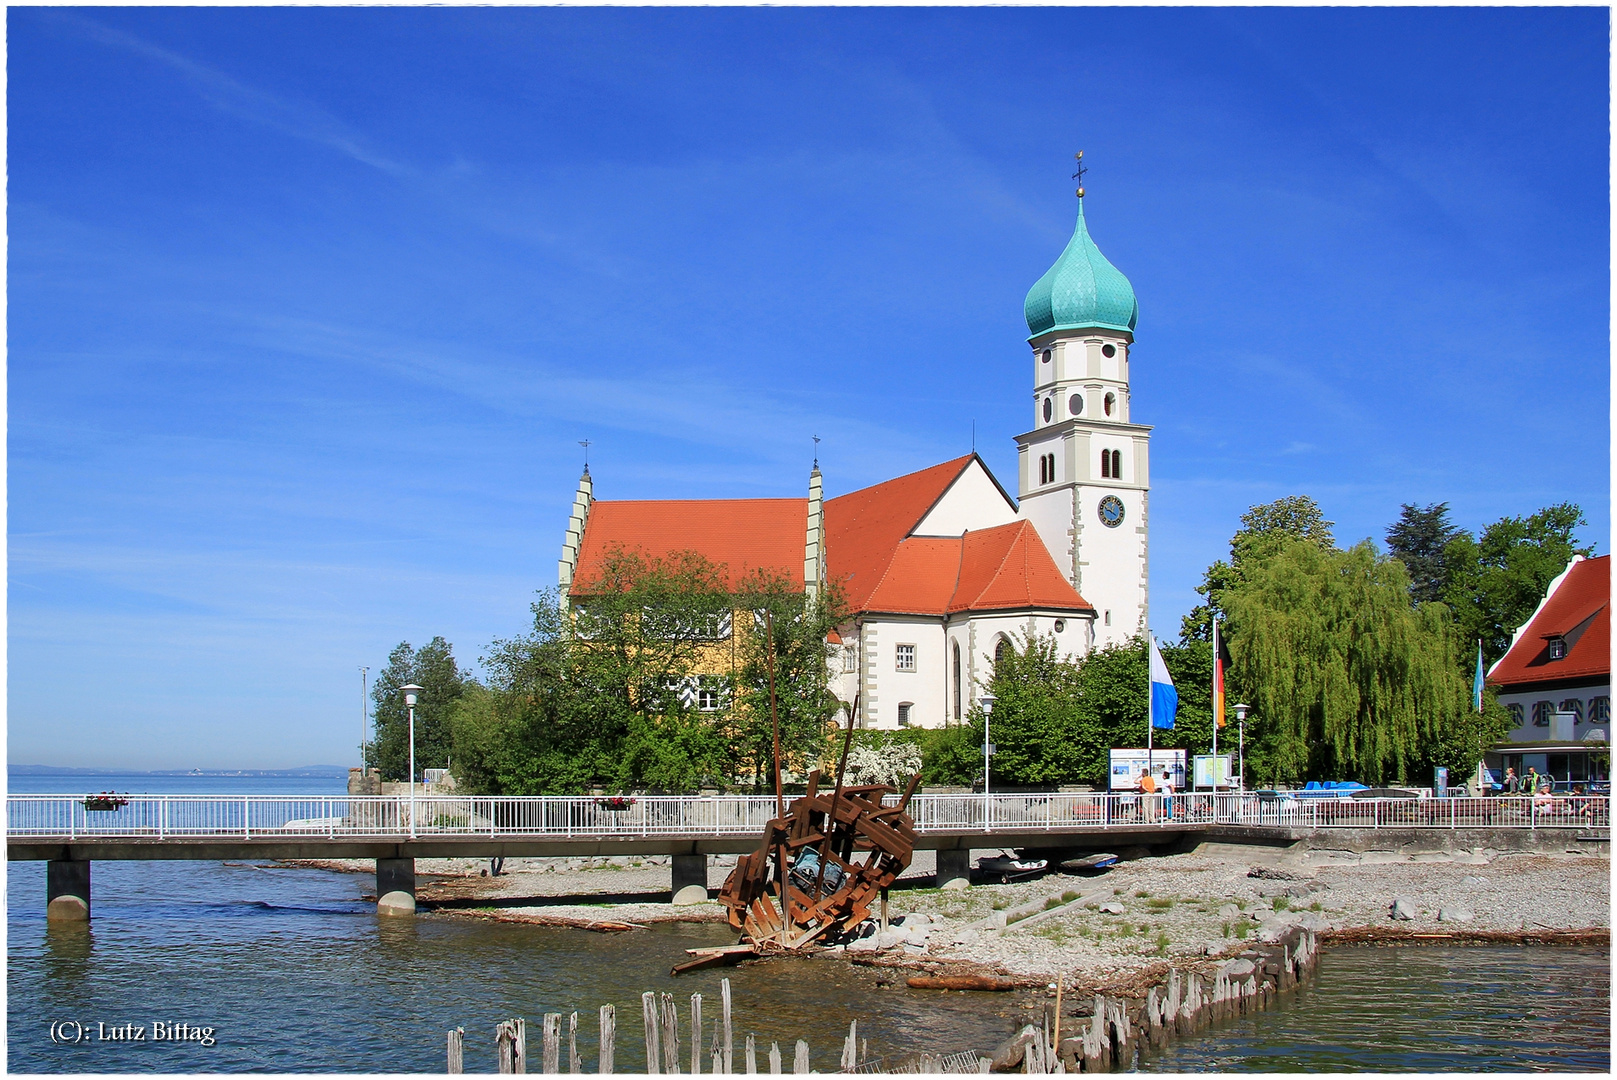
[
  {"x1": 864, "y1": 616, "x2": 946, "y2": 730},
  {"x1": 912, "y1": 460, "x2": 1017, "y2": 537}
]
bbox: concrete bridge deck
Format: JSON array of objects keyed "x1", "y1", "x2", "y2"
[{"x1": 13, "y1": 792, "x2": 1605, "y2": 919}]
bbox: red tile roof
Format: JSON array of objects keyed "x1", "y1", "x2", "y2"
[
  {"x1": 862, "y1": 521, "x2": 1094, "y2": 617},
  {"x1": 571, "y1": 456, "x2": 1094, "y2": 617},
  {"x1": 824, "y1": 456, "x2": 976, "y2": 611},
  {"x1": 1489, "y1": 555, "x2": 1610, "y2": 687},
  {"x1": 572, "y1": 498, "x2": 807, "y2": 594}
]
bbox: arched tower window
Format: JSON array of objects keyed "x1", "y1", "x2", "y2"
[
  {"x1": 1110, "y1": 449, "x2": 1122, "y2": 478},
  {"x1": 1100, "y1": 451, "x2": 1111, "y2": 479},
  {"x1": 1104, "y1": 392, "x2": 1115, "y2": 416},
  {"x1": 952, "y1": 642, "x2": 962, "y2": 721}
]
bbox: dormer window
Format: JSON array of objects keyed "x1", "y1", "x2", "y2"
[{"x1": 1548, "y1": 636, "x2": 1568, "y2": 660}]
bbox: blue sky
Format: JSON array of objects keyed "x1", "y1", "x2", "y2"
[{"x1": 9, "y1": 7, "x2": 1609, "y2": 769}]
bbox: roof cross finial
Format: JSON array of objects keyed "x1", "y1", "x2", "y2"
[
  {"x1": 812, "y1": 435, "x2": 821, "y2": 469},
  {"x1": 578, "y1": 439, "x2": 591, "y2": 473},
  {"x1": 1072, "y1": 150, "x2": 1087, "y2": 199}
]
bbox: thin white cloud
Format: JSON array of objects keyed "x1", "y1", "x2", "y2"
[{"x1": 56, "y1": 13, "x2": 410, "y2": 178}]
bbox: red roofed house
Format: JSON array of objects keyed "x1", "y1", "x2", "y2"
[
  {"x1": 1485, "y1": 554, "x2": 1610, "y2": 788},
  {"x1": 556, "y1": 191, "x2": 1153, "y2": 730}
]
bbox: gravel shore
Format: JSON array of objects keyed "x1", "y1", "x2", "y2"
[{"x1": 288, "y1": 841, "x2": 1608, "y2": 988}]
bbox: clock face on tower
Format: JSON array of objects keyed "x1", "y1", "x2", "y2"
[{"x1": 1098, "y1": 495, "x2": 1126, "y2": 528}]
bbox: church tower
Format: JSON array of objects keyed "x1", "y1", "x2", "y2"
[{"x1": 1016, "y1": 182, "x2": 1150, "y2": 647}]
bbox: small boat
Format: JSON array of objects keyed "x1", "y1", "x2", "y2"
[
  {"x1": 1057, "y1": 852, "x2": 1119, "y2": 874},
  {"x1": 977, "y1": 852, "x2": 1048, "y2": 883}
]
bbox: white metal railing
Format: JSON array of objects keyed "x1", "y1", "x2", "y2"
[{"x1": 6, "y1": 792, "x2": 1609, "y2": 841}]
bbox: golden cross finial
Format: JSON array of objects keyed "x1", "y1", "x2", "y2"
[{"x1": 1072, "y1": 150, "x2": 1087, "y2": 198}]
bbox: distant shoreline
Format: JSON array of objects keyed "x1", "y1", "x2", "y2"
[{"x1": 6, "y1": 764, "x2": 351, "y2": 778}]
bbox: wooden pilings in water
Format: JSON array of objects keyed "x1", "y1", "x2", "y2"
[
  {"x1": 458, "y1": 966, "x2": 1026, "y2": 1074},
  {"x1": 496, "y1": 1018, "x2": 527, "y2": 1074},
  {"x1": 1047, "y1": 924, "x2": 1322, "y2": 1072}
]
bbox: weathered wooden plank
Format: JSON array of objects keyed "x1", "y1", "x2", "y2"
[
  {"x1": 599, "y1": 1005, "x2": 615, "y2": 1075},
  {"x1": 447, "y1": 1027, "x2": 464, "y2": 1075}
]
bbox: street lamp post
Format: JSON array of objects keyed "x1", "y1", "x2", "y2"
[
  {"x1": 980, "y1": 694, "x2": 996, "y2": 832},
  {"x1": 1233, "y1": 703, "x2": 1250, "y2": 793},
  {"x1": 401, "y1": 683, "x2": 424, "y2": 839}
]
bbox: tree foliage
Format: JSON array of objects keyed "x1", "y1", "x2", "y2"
[
  {"x1": 1385, "y1": 502, "x2": 1461, "y2": 605},
  {"x1": 729, "y1": 572, "x2": 847, "y2": 788},
  {"x1": 446, "y1": 549, "x2": 847, "y2": 795},
  {"x1": 1225, "y1": 539, "x2": 1499, "y2": 786},
  {"x1": 368, "y1": 637, "x2": 470, "y2": 781},
  {"x1": 1182, "y1": 495, "x2": 1336, "y2": 641},
  {"x1": 1442, "y1": 503, "x2": 1594, "y2": 665},
  {"x1": 957, "y1": 634, "x2": 1217, "y2": 788}
]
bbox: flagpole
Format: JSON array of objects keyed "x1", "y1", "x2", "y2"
[
  {"x1": 1211, "y1": 622, "x2": 1220, "y2": 772},
  {"x1": 1146, "y1": 636, "x2": 1154, "y2": 782}
]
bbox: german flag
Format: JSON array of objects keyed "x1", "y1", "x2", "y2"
[{"x1": 1213, "y1": 621, "x2": 1233, "y2": 728}]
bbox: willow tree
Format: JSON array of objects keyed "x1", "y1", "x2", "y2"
[{"x1": 1225, "y1": 539, "x2": 1476, "y2": 786}]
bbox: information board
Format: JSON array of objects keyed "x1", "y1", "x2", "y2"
[
  {"x1": 1109, "y1": 748, "x2": 1187, "y2": 791},
  {"x1": 1192, "y1": 754, "x2": 1233, "y2": 790}
]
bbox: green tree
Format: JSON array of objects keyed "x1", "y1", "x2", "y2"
[
  {"x1": 1225, "y1": 539, "x2": 1492, "y2": 786},
  {"x1": 729, "y1": 572, "x2": 847, "y2": 789},
  {"x1": 974, "y1": 634, "x2": 1092, "y2": 787},
  {"x1": 1443, "y1": 503, "x2": 1595, "y2": 665},
  {"x1": 368, "y1": 637, "x2": 471, "y2": 782},
  {"x1": 1182, "y1": 496, "x2": 1336, "y2": 641},
  {"x1": 965, "y1": 634, "x2": 1217, "y2": 788},
  {"x1": 1385, "y1": 502, "x2": 1461, "y2": 605},
  {"x1": 450, "y1": 549, "x2": 738, "y2": 794}
]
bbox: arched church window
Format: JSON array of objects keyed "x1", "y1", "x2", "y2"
[
  {"x1": 1101, "y1": 451, "x2": 1111, "y2": 479},
  {"x1": 1102, "y1": 344, "x2": 1116, "y2": 358},
  {"x1": 1069, "y1": 394, "x2": 1083, "y2": 416},
  {"x1": 994, "y1": 639, "x2": 1008, "y2": 666},
  {"x1": 952, "y1": 642, "x2": 962, "y2": 721},
  {"x1": 1104, "y1": 393, "x2": 1116, "y2": 416},
  {"x1": 1043, "y1": 397, "x2": 1053, "y2": 423},
  {"x1": 1110, "y1": 450, "x2": 1123, "y2": 478}
]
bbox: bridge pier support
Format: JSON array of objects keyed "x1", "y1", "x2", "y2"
[
  {"x1": 671, "y1": 854, "x2": 708, "y2": 905},
  {"x1": 47, "y1": 859, "x2": 91, "y2": 921},
  {"x1": 936, "y1": 848, "x2": 971, "y2": 891},
  {"x1": 376, "y1": 857, "x2": 416, "y2": 916}
]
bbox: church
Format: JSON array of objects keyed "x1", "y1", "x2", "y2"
[{"x1": 557, "y1": 190, "x2": 1151, "y2": 730}]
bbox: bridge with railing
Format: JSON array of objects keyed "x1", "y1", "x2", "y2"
[{"x1": 14, "y1": 792, "x2": 1606, "y2": 920}]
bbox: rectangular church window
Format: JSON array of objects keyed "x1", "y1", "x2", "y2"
[{"x1": 895, "y1": 644, "x2": 916, "y2": 672}]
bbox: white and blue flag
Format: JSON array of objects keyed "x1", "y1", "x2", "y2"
[{"x1": 1148, "y1": 636, "x2": 1178, "y2": 730}]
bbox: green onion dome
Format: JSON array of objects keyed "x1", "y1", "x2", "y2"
[{"x1": 1023, "y1": 198, "x2": 1138, "y2": 338}]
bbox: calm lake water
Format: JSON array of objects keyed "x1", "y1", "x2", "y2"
[{"x1": 8, "y1": 774, "x2": 1611, "y2": 1072}]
